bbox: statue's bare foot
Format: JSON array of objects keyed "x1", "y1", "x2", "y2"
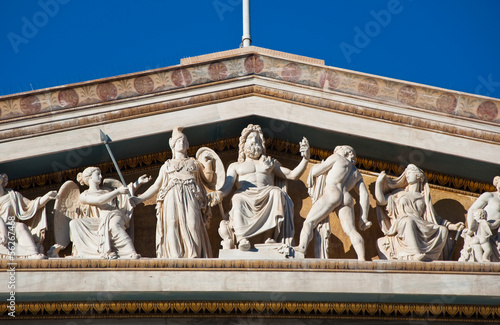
[
  {"x1": 294, "y1": 245, "x2": 306, "y2": 253},
  {"x1": 103, "y1": 252, "x2": 118, "y2": 260},
  {"x1": 125, "y1": 253, "x2": 141, "y2": 259},
  {"x1": 238, "y1": 238, "x2": 251, "y2": 251},
  {"x1": 359, "y1": 219, "x2": 372, "y2": 231},
  {"x1": 264, "y1": 238, "x2": 276, "y2": 244}
]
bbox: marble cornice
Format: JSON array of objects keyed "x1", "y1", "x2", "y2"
[
  {"x1": 2, "y1": 258, "x2": 500, "y2": 274},
  {"x1": 1, "y1": 83, "x2": 499, "y2": 149},
  {"x1": 1, "y1": 47, "x2": 499, "y2": 127},
  {"x1": 1, "y1": 300, "x2": 499, "y2": 321}
]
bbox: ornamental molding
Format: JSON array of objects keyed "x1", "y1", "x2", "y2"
[
  {"x1": 1, "y1": 84, "x2": 499, "y2": 148},
  {"x1": 1, "y1": 48, "x2": 499, "y2": 126},
  {"x1": 1, "y1": 299, "x2": 499, "y2": 321},
  {"x1": 2, "y1": 251, "x2": 500, "y2": 273}
]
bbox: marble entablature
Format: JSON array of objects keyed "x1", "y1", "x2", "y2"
[{"x1": 1, "y1": 46, "x2": 499, "y2": 125}]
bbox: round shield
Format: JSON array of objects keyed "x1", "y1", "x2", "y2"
[{"x1": 196, "y1": 147, "x2": 226, "y2": 191}]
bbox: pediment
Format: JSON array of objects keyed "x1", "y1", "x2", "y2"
[{"x1": 1, "y1": 47, "x2": 500, "y2": 323}]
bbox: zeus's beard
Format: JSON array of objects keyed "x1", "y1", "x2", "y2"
[{"x1": 244, "y1": 143, "x2": 263, "y2": 159}]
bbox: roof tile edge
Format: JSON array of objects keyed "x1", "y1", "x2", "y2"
[{"x1": 180, "y1": 46, "x2": 325, "y2": 66}]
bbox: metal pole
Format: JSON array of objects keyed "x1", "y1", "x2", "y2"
[
  {"x1": 242, "y1": 0, "x2": 251, "y2": 47},
  {"x1": 99, "y1": 129, "x2": 130, "y2": 196}
]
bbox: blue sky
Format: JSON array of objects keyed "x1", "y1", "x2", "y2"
[{"x1": 1, "y1": 0, "x2": 500, "y2": 99}]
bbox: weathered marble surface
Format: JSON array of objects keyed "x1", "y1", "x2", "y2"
[
  {"x1": 460, "y1": 176, "x2": 500, "y2": 262},
  {"x1": 3, "y1": 259, "x2": 499, "y2": 306},
  {"x1": 131, "y1": 127, "x2": 224, "y2": 258},
  {"x1": 209, "y1": 124, "x2": 310, "y2": 251},
  {"x1": 218, "y1": 243, "x2": 305, "y2": 259},
  {"x1": 374, "y1": 164, "x2": 464, "y2": 261},
  {"x1": 295, "y1": 145, "x2": 372, "y2": 260},
  {"x1": 0, "y1": 173, "x2": 56, "y2": 259},
  {"x1": 49, "y1": 167, "x2": 149, "y2": 259}
]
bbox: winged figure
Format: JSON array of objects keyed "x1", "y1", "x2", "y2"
[{"x1": 48, "y1": 167, "x2": 151, "y2": 259}]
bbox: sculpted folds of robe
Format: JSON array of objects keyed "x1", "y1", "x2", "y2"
[
  {"x1": 0, "y1": 190, "x2": 47, "y2": 257},
  {"x1": 378, "y1": 189, "x2": 449, "y2": 260},
  {"x1": 69, "y1": 189, "x2": 135, "y2": 258},
  {"x1": 155, "y1": 158, "x2": 212, "y2": 258}
]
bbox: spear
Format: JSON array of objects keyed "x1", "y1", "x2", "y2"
[{"x1": 99, "y1": 129, "x2": 130, "y2": 196}]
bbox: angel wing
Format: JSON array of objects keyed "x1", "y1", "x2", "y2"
[
  {"x1": 195, "y1": 147, "x2": 226, "y2": 191},
  {"x1": 50, "y1": 181, "x2": 80, "y2": 256}
]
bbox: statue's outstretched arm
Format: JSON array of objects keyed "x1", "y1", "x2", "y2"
[
  {"x1": 40, "y1": 190, "x2": 57, "y2": 206},
  {"x1": 80, "y1": 186, "x2": 129, "y2": 206},
  {"x1": 374, "y1": 171, "x2": 389, "y2": 206},
  {"x1": 276, "y1": 137, "x2": 311, "y2": 180},
  {"x1": 132, "y1": 175, "x2": 162, "y2": 205},
  {"x1": 131, "y1": 174, "x2": 153, "y2": 195}
]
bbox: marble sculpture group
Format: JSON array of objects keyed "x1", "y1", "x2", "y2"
[{"x1": 1, "y1": 124, "x2": 499, "y2": 263}]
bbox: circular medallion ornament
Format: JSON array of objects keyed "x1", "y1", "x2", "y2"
[
  {"x1": 436, "y1": 93, "x2": 457, "y2": 113},
  {"x1": 397, "y1": 85, "x2": 418, "y2": 105},
  {"x1": 171, "y1": 69, "x2": 192, "y2": 87},
  {"x1": 281, "y1": 62, "x2": 302, "y2": 82},
  {"x1": 96, "y1": 82, "x2": 118, "y2": 101},
  {"x1": 20, "y1": 95, "x2": 42, "y2": 115},
  {"x1": 319, "y1": 70, "x2": 340, "y2": 90},
  {"x1": 358, "y1": 77, "x2": 379, "y2": 97},
  {"x1": 477, "y1": 101, "x2": 498, "y2": 121},
  {"x1": 134, "y1": 76, "x2": 154, "y2": 95},
  {"x1": 208, "y1": 62, "x2": 228, "y2": 81},
  {"x1": 244, "y1": 54, "x2": 264, "y2": 74},
  {"x1": 58, "y1": 89, "x2": 79, "y2": 108}
]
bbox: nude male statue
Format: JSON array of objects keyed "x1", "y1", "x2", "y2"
[
  {"x1": 209, "y1": 124, "x2": 310, "y2": 251},
  {"x1": 295, "y1": 145, "x2": 372, "y2": 260}
]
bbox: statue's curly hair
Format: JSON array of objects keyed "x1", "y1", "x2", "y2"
[
  {"x1": 77, "y1": 167, "x2": 101, "y2": 186},
  {"x1": 334, "y1": 145, "x2": 356, "y2": 163},
  {"x1": 238, "y1": 124, "x2": 266, "y2": 163}
]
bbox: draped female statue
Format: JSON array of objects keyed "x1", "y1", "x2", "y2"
[
  {"x1": 0, "y1": 173, "x2": 57, "y2": 259},
  {"x1": 374, "y1": 164, "x2": 463, "y2": 261},
  {"x1": 131, "y1": 127, "x2": 224, "y2": 258}
]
